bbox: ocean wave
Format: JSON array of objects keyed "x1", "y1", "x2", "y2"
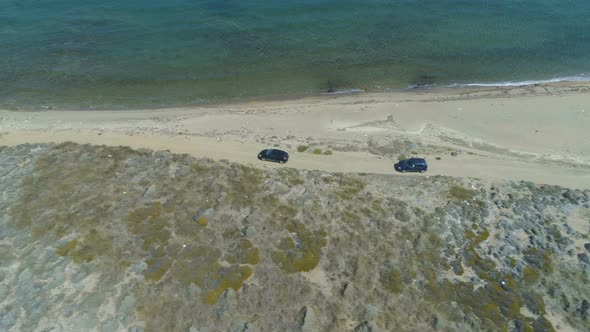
[
  {"x1": 445, "y1": 75, "x2": 589, "y2": 88},
  {"x1": 320, "y1": 88, "x2": 365, "y2": 95},
  {"x1": 406, "y1": 83, "x2": 437, "y2": 89}
]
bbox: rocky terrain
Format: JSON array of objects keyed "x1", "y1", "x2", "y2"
[{"x1": 0, "y1": 143, "x2": 589, "y2": 332}]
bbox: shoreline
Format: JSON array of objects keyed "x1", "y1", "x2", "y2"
[
  {"x1": 1, "y1": 82, "x2": 590, "y2": 188},
  {"x1": 3, "y1": 79, "x2": 590, "y2": 113}
]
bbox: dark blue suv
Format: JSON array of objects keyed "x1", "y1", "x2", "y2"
[
  {"x1": 394, "y1": 158, "x2": 428, "y2": 173},
  {"x1": 257, "y1": 149, "x2": 289, "y2": 164}
]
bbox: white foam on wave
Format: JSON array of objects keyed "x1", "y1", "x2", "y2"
[
  {"x1": 446, "y1": 75, "x2": 589, "y2": 88},
  {"x1": 406, "y1": 83, "x2": 436, "y2": 89}
]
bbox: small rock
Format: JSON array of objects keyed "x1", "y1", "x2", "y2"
[
  {"x1": 584, "y1": 243, "x2": 590, "y2": 252},
  {"x1": 353, "y1": 321, "x2": 374, "y2": 332},
  {"x1": 229, "y1": 319, "x2": 253, "y2": 332},
  {"x1": 129, "y1": 261, "x2": 148, "y2": 275},
  {"x1": 577, "y1": 253, "x2": 589, "y2": 264},
  {"x1": 217, "y1": 289, "x2": 237, "y2": 320},
  {"x1": 299, "y1": 306, "x2": 318, "y2": 332},
  {"x1": 142, "y1": 184, "x2": 156, "y2": 198},
  {"x1": 193, "y1": 208, "x2": 215, "y2": 222},
  {"x1": 364, "y1": 304, "x2": 379, "y2": 320},
  {"x1": 340, "y1": 282, "x2": 351, "y2": 298},
  {"x1": 432, "y1": 314, "x2": 446, "y2": 331},
  {"x1": 243, "y1": 226, "x2": 256, "y2": 238}
]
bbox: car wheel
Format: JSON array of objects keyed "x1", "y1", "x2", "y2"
[
  {"x1": 401, "y1": 170, "x2": 406, "y2": 173},
  {"x1": 279, "y1": 160, "x2": 285, "y2": 164},
  {"x1": 420, "y1": 170, "x2": 425, "y2": 173}
]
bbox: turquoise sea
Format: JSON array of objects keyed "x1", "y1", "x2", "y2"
[{"x1": 1, "y1": 0, "x2": 589, "y2": 109}]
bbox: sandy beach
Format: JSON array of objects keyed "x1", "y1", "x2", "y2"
[{"x1": 1, "y1": 83, "x2": 590, "y2": 189}]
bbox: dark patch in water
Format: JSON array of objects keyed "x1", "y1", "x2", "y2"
[
  {"x1": 409, "y1": 74, "x2": 438, "y2": 89},
  {"x1": 320, "y1": 79, "x2": 353, "y2": 93},
  {"x1": 203, "y1": 0, "x2": 243, "y2": 17}
]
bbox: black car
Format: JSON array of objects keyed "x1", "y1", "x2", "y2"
[
  {"x1": 257, "y1": 149, "x2": 289, "y2": 164},
  {"x1": 394, "y1": 158, "x2": 428, "y2": 173}
]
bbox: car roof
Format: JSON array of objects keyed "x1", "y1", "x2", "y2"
[
  {"x1": 266, "y1": 149, "x2": 287, "y2": 155},
  {"x1": 409, "y1": 158, "x2": 426, "y2": 164}
]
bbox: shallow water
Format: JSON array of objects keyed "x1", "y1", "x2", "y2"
[{"x1": 1, "y1": 0, "x2": 589, "y2": 109}]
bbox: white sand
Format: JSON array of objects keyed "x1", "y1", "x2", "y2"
[{"x1": 1, "y1": 83, "x2": 589, "y2": 188}]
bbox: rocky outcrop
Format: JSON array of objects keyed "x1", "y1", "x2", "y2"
[{"x1": 0, "y1": 143, "x2": 588, "y2": 331}]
